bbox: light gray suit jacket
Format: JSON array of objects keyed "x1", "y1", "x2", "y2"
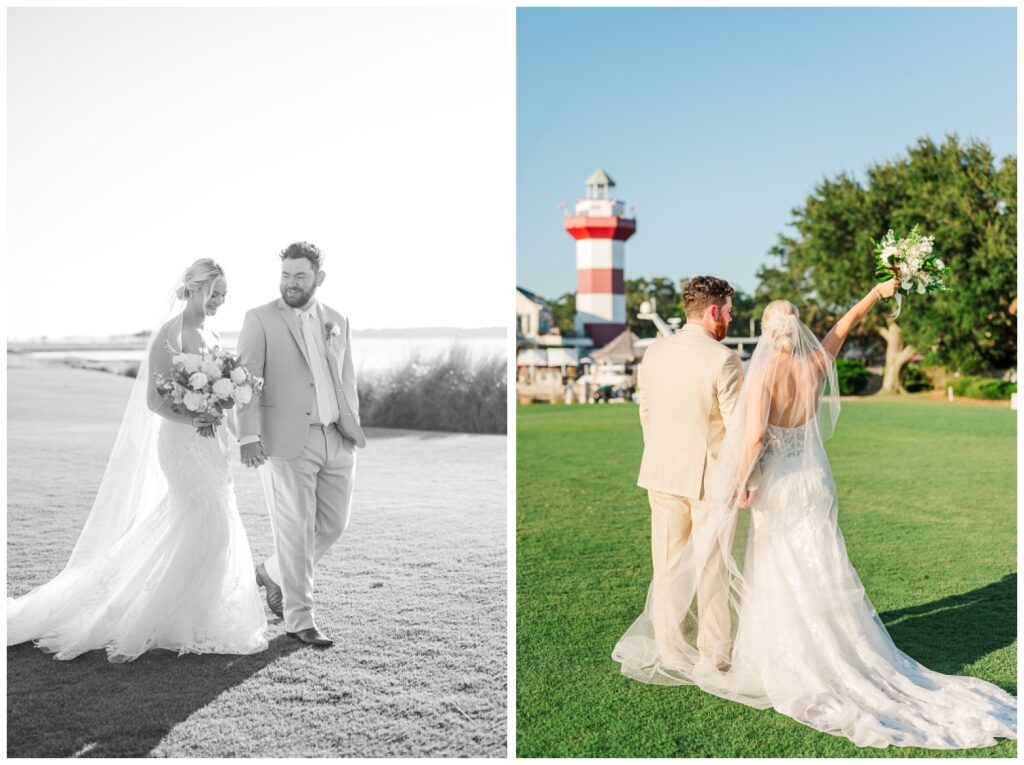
[{"x1": 236, "y1": 298, "x2": 367, "y2": 459}]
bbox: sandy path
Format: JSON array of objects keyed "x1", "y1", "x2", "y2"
[{"x1": 6, "y1": 360, "x2": 507, "y2": 757}]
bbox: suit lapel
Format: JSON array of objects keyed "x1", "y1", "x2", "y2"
[{"x1": 277, "y1": 298, "x2": 312, "y2": 370}]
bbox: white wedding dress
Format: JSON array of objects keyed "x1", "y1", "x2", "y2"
[
  {"x1": 614, "y1": 315, "x2": 1016, "y2": 749},
  {"x1": 7, "y1": 298, "x2": 268, "y2": 662},
  {"x1": 695, "y1": 421, "x2": 1016, "y2": 748}
]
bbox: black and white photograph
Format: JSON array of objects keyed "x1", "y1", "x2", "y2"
[{"x1": 6, "y1": 6, "x2": 509, "y2": 758}]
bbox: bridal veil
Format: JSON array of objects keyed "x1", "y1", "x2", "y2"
[{"x1": 7, "y1": 275, "x2": 188, "y2": 644}]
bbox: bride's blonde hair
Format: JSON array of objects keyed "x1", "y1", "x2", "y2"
[
  {"x1": 761, "y1": 300, "x2": 800, "y2": 352},
  {"x1": 176, "y1": 258, "x2": 225, "y2": 303}
]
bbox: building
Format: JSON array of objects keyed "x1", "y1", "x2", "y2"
[{"x1": 516, "y1": 287, "x2": 553, "y2": 339}]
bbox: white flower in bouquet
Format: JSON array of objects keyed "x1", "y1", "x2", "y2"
[
  {"x1": 201, "y1": 359, "x2": 224, "y2": 379},
  {"x1": 155, "y1": 345, "x2": 262, "y2": 434},
  {"x1": 212, "y1": 378, "x2": 235, "y2": 399},
  {"x1": 183, "y1": 391, "x2": 206, "y2": 411},
  {"x1": 872, "y1": 224, "x2": 949, "y2": 319},
  {"x1": 233, "y1": 384, "x2": 253, "y2": 405}
]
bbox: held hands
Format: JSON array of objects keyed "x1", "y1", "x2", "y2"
[
  {"x1": 873, "y1": 279, "x2": 900, "y2": 300},
  {"x1": 732, "y1": 483, "x2": 756, "y2": 508},
  {"x1": 240, "y1": 441, "x2": 267, "y2": 469}
]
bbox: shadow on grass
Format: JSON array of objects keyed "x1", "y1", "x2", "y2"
[
  {"x1": 880, "y1": 573, "x2": 1017, "y2": 693},
  {"x1": 7, "y1": 634, "x2": 301, "y2": 757}
]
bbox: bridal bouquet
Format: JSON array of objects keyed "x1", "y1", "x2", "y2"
[
  {"x1": 154, "y1": 345, "x2": 263, "y2": 432},
  {"x1": 872, "y1": 225, "x2": 949, "y2": 319}
]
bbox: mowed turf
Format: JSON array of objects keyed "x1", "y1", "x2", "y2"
[
  {"x1": 7, "y1": 360, "x2": 507, "y2": 757},
  {"x1": 516, "y1": 398, "x2": 1016, "y2": 758}
]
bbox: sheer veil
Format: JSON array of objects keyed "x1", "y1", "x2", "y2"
[
  {"x1": 613, "y1": 305, "x2": 840, "y2": 691},
  {"x1": 7, "y1": 272, "x2": 189, "y2": 636}
]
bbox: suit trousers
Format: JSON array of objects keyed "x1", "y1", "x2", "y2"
[
  {"x1": 648, "y1": 489, "x2": 731, "y2": 663},
  {"x1": 260, "y1": 423, "x2": 356, "y2": 632}
]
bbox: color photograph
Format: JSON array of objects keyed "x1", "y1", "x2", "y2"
[
  {"x1": 7, "y1": 7, "x2": 509, "y2": 757},
  {"x1": 516, "y1": 6, "x2": 1016, "y2": 757}
]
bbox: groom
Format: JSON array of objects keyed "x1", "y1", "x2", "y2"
[
  {"x1": 236, "y1": 241, "x2": 367, "y2": 647},
  {"x1": 636, "y1": 275, "x2": 745, "y2": 668}
]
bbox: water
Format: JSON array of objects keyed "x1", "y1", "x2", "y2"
[{"x1": 22, "y1": 335, "x2": 506, "y2": 373}]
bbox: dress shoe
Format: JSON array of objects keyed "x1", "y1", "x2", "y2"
[
  {"x1": 255, "y1": 562, "x2": 284, "y2": 617},
  {"x1": 287, "y1": 627, "x2": 334, "y2": 648}
]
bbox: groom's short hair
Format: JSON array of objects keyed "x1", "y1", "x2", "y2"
[
  {"x1": 683, "y1": 276, "x2": 734, "y2": 318},
  {"x1": 280, "y1": 242, "x2": 324, "y2": 272}
]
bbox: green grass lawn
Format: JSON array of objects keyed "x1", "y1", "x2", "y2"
[{"x1": 516, "y1": 398, "x2": 1016, "y2": 758}]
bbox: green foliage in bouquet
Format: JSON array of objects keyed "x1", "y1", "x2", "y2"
[{"x1": 871, "y1": 224, "x2": 951, "y2": 293}]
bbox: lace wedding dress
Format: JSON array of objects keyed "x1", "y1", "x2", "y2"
[
  {"x1": 7, "y1": 291, "x2": 268, "y2": 662},
  {"x1": 697, "y1": 422, "x2": 1016, "y2": 748},
  {"x1": 614, "y1": 315, "x2": 1016, "y2": 749}
]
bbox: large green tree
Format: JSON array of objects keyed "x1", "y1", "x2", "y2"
[
  {"x1": 626, "y1": 277, "x2": 683, "y2": 338},
  {"x1": 757, "y1": 135, "x2": 1016, "y2": 392}
]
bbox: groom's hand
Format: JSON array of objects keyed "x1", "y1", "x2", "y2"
[{"x1": 241, "y1": 441, "x2": 267, "y2": 468}]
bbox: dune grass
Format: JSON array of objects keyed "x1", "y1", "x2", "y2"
[
  {"x1": 358, "y1": 345, "x2": 506, "y2": 435},
  {"x1": 7, "y1": 360, "x2": 507, "y2": 757},
  {"x1": 516, "y1": 398, "x2": 1016, "y2": 758}
]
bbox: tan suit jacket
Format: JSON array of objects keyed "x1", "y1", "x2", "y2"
[
  {"x1": 237, "y1": 298, "x2": 367, "y2": 459},
  {"x1": 636, "y1": 323, "x2": 743, "y2": 499}
]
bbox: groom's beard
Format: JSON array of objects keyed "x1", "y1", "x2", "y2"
[
  {"x1": 712, "y1": 317, "x2": 729, "y2": 341},
  {"x1": 281, "y1": 284, "x2": 317, "y2": 308}
]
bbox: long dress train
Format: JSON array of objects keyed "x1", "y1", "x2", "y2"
[{"x1": 8, "y1": 421, "x2": 268, "y2": 662}]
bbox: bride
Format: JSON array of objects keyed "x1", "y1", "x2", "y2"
[
  {"x1": 7, "y1": 259, "x2": 268, "y2": 662},
  {"x1": 613, "y1": 279, "x2": 1017, "y2": 749}
]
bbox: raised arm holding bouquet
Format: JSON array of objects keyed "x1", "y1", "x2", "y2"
[{"x1": 873, "y1": 225, "x2": 949, "y2": 319}]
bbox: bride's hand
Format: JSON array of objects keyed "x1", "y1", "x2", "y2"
[
  {"x1": 192, "y1": 412, "x2": 220, "y2": 438},
  {"x1": 873, "y1": 279, "x2": 900, "y2": 300}
]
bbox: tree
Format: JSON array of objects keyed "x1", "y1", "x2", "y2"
[
  {"x1": 757, "y1": 135, "x2": 1016, "y2": 393},
  {"x1": 550, "y1": 292, "x2": 576, "y2": 335},
  {"x1": 626, "y1": 277, "x2": 683, "y2": 338}
]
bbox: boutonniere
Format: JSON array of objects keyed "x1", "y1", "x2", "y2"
[{"x1": 324, "y1": 321, "x2": 342, "y2": 344}]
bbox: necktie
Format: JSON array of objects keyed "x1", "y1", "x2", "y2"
[{"x1": 300, "y1": 311, "x2": 337, "y2": 425}]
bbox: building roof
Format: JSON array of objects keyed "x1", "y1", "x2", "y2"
[
  {"x1": 516, "y1": 286, "x2": 550, "y2": 307},
  {"x1": 587, "y1": 329, "x2": 641, "y2": 363},
  {"x1": 585, "y1": 168, "x2": 615, "y2": 188}
]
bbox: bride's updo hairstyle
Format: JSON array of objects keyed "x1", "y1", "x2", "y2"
[
  {"x1": 761, "y1": 299, "x2": 800, "y2": 353},
  {"x1": 176, "y1": 258, "x2": 225, "y2": 303}
]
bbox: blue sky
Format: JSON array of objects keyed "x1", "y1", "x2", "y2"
[{"x1": 517, "y1": 6, "x2": 1016, "y2": 300}]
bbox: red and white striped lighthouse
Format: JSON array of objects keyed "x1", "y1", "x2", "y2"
[{"x1": 563, "y1": 168, "x2": 637, "y2": 347}]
